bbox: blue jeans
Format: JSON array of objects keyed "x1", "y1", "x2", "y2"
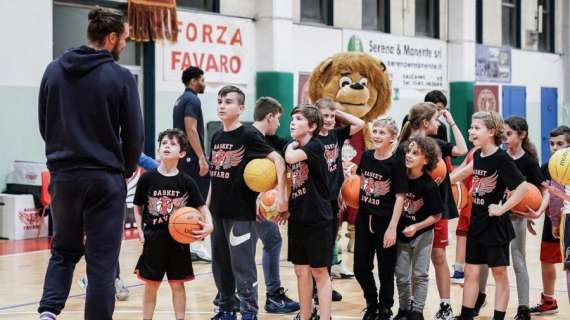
[
  {"x1": 38, "y1": 170, "x2": 126, "y2": 320},
  {"x1": 255, "y1": 219, "x2": 282, "y2": 295}
]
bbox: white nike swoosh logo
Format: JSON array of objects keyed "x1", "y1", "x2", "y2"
[
  {"x1": 229, "y1": 226, "x2": 251, "y2": 246},
  {"x1": 267, "y1": 297, "x2": 286, "y2": 308}
]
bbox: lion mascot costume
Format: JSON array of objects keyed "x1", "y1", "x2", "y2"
[{"x1": 307, "y1": 52, "x2": 391, "y2": 252}]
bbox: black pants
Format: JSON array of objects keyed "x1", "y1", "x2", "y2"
[
  {"x1": 38, "y1": 170, "x2": 126, "y2": 320},
  {"x1": 353, "y1": 211, "x2": 397, "y2": 308},
  {"x1": 179, "y1": 157, "x2": 210, "y2": 199}
]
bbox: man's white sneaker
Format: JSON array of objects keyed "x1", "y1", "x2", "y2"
[
  {"x1": 330, "y1": 262, "x2": 354, "y2": 279},
  {"x1": 190, "y1": 241, "x2": 212, "y2": 262},
  {"x1": 115, "y1": 278, "x2": 130, "y2": 301}
]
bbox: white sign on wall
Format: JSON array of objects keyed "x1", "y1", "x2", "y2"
[
  {"x1": 343, "y1": 30, "x2": 447, "y2": 90},
  {"x1": 159, "y1": 11, "x2": 253, "y2": 84}
]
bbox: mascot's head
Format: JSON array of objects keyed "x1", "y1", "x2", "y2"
[{"x1": 308, "y1": 52, "x2": 391, "y2": 120}]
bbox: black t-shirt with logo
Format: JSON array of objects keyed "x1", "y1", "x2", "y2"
[
  {"x1": 287, "y1": 137, "x2": 332, "y2": 227},
  {"x1": 433, "y1": 138, "x2": 459, "y2": 220},
  {"x1": 397, "y1": 173, "x2": 443, "y2": 242},
  {"x1": 357, "y1": 149, "x2": 409, "y2": 217},
  {"x1": 265, "y1": 134, "x2": 290, "y2": 156},
  {"x1": 317, "y1": 126, "x2": 351, "y2": 200},
  {"x1": 209, "y1": 125, "x2": 275, "y2": 220},
  {"x1": 469, "y1": 148, "x2": 525, "y2": 245},
  {"x1": 134, "y1": 170, "x2": 205, "y2": 230}
]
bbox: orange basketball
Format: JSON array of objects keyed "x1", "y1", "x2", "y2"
[
  {"x1": 429, "y1": 158, "x2": 447, "y2": 185},
  {"x1": 511, "y1": 182, "x2": 542, "y2": 213},
  {"x1": 168, "y1": 207, "x2": 204, "y2": 244},
  {"x1": 341, "y1": 175, "x2": 361, "y2": 208},
  {"x1": 259, "y1": 189, "x2": 279, "y2": 219},
  {"x1": 451, "y1": 182, "x2": 470, "y2": 210}
]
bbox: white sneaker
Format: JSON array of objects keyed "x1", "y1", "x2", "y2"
[
  {"x1": 190, "y1": 241, "x2": 212, "y2": 262},
  {"x1": 330, "y1": 262, "x2": 354, "y2": 279},
  {"x1": 77, "y1": 276, "x2": 88, "y2": 290},
  {"x1": 39, "y1": 311, "x2": 57, "y2": 320},
  {"x1": 115, "y1": 278, "x2": 130, "y2": 301}
]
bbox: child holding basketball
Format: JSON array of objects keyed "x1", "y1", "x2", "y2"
[
  {"x1": 473, "y1": 116, "x2": 549, "y2": 319},
  {"x1": 354, "y1": 117, "x2": 407, "y2": 320},
  {"x1": 451, "y1": 111, "x2": 528, "y2": 320},
  {"x1": 283, "y1": 104, "x2": 333, "y2": 320},
  {"x1": 394, "y1": 136, "x2": 442, "y2": 320},
  {"x1": 399, "y1": 102, "x2": 468, "y2": 319},
  {"x1": 133, "y1": 128, "x2": 213, "y2": 320},
  {"x1": 208, "y1": 85, "x2": 287, "y2": 320},
  {"x1": 531, "y1": 126, "x2": 570, "y2": 315}
]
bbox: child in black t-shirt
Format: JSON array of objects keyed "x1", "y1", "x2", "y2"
[
  {"x1": 399, "y1": 102, "x2": 468, "y2": 318},
  {"x1": 394, "y1": 136, "x2": 443, "y2": 320},
  {"x1": 208, "y1": 86, "x2": 287, "y2": 320},
  {"x1": 474, "y1": 116, "x2": 549, "y2": 319},
  {"x1": 315, "y1": 98, "x2": 364, "y2": 280},
  {"x1": 283, "y1": 104, "x2": 333, "y2": 320},
  {"x1": 354, "y1": 117, "x2": 408, "y2": 320},
  {"x1": 133, "y1": 129, "x2": 213, "y2": 320},
  {"x1": 451, "y1": 111, "x2": 528, "y2": 320}
]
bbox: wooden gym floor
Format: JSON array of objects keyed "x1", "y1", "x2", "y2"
[{"x1": 0, "y1": 219, "x2": 568, "y2": 319}]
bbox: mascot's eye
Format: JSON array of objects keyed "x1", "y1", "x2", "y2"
[
  {"x1": 359, "y1": 78, "x2": 368, "y2": 87},
  {"x1": 339, "y1": 76, "x2": 353, "y2": 88}
]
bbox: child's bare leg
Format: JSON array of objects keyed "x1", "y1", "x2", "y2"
[
  {"x1": 491, "y1": 266, "x2": 509, "y2": 311},
  {"x1": 170, "y1": 282, "x2": 186, "y2": 319},
  {"x1": 455, "y1": 236, "x2": 466, "y2": 265},
  {"x1": 295, "y1": 265, "x2": 313, "y2": 320},
  {"x1": 312, "y1": 267, "x2": 332, "y2": 319},
  {"x1": 143, "y1": 281, "x2": 161, "y2": 319},
  {"x1": 462, "y1": 263, "x2": 481, "y2": 308},
  {"x1": 541, "y1": 262, "x2": 557, "y2": 296},
  {"x1": 432, "y1": 247, "x2": 451, "y2": 299}
]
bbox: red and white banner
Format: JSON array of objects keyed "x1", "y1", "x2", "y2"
[{"x1": 159, "y1": 11, "x2": 253, "y2": 85}]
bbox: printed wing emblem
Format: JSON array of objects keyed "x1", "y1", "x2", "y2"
[
  {"x1": 212, "y1": 146, "x2": 245, "y2": 169},
  {"x1": 373, "y1": 179, "x2": 391, "y2": 196},
  {"x1": 325, "y1": 144, "x2": 338, "y2": 163},
  {"x1": 472, "y1": 171, "x2": 498, "y2": 197},
  {"x1": 291, "y1": 163, "x2": 309, "y2": 189}
]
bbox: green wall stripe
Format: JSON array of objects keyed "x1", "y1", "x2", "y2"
[{"x1": 256, "y1": 72, "x2": 294, "y2": 138}]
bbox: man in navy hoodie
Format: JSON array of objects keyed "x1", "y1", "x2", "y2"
[{"x1": 37, "y1": 7, "x2": 144, "y2": 320}]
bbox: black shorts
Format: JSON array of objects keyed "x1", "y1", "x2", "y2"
[
  {"x1": 135, "y1": 228, "x2": 194, "y2": 282},
  {"x1": 288, "y1": 220, "x2": 333, "y2": 268},
  {"x1": 542, "y1": 214, "x2": 559, "y2": 243},
  {"x1": 465, "y1": 237, "x2": 510, "y2": 268}
]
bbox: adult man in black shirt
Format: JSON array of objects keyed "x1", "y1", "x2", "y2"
[{"x1": 173, "y1": 66, "x2": 211, "y2": 262}]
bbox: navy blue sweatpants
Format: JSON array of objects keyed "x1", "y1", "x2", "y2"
[{"x1": 38, "y1": 170, "x2": 126, "y2": 320}]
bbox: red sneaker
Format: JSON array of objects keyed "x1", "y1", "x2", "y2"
[{"x1": 529, "y1": 293, "x2": 558, "y2": 315}]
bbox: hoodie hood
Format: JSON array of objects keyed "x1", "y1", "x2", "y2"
[{"x1": 59, "y1": 45, "x2": 115, "y2": 77}]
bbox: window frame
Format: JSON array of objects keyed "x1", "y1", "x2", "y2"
[
  {"x1": 501, "y1": 0, "x2": 521, "y2": 48},
  {"x1": 300, "y1": 0, "x2": 334, "y2": 26},
  {"x1": 176, "y1": 0, "x2": 220, "y2": 13},
  {"x1": 537, "y1": 0, "x2": 555, "y2": 53},
  {"x1": 414, "y1": 0, "x2": 439, "y2": 39},
  {"x1": 362, "y1": 0, "x2": 390, "y2": 33}
]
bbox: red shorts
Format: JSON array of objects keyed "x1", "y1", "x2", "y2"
[
  {"x1": 540, "y1": 241, "x2": 562, "y2": 264},
  {"x1": 433, "y1": 218, "x2": 449, "y2": 248},
  {"x1": 456, "y1": 202, "x2": 472, "y2": 237}
]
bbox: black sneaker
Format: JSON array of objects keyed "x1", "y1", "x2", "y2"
[
  {"x1": 265, "y1": 287, "x2": 300, "y2": 314},
  {"x1": 393, "y1": 309, "x2": 409, "y2": 320},
  {"x1": 434, "y1": 302, "x2": 453, "y2": 320},
  {"x1": 362, "y1": 305, "x2": 380, "y2": 320},
  {"x1": 311, "y1": 305, "x2": 320, "y2": 320},
  {"x1": 213, "y1": 293, "x2": 240, "y2": 312},
  {"x1": 514, "y1": 306, "x2": 531, "y2": 320},
  {"x1": 473, "y1": 293, "x2": 487, "y2": 317},
  {"x1": 406, "y1": 310, "x2": 424, "y2": 320},
  {"x1": 211, "y1": 310, "x2": 237, "y2": 320},
  {"x1": 332, "y1": 289, "x2": 343, "y2": 302}
]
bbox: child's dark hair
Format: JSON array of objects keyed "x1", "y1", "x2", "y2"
[
  {"x1": 218, "y1": 85, "x2": 245, "y2": 105},
  {"x1": 254, "y1": 97, "x2": 283, "y2": 121},
  {"x1": 405, "y1": 136, "x2": 441, "y2": 173},
  {"x1": 424, "y1": 90, "x2": 447, "y2": 107},
  {"x1": 504, "y1": 116, "x2": 539, "y2": 163},
  {"x1": 550, "y1": 125, "x2": 570, "y2": 142},
  {"x1": 399, "y1": 102, "x2": 438, "y2": 143},
  {"x1": 291, "y1": 104, "x2": 323, "y2": 134},
  {"x1": 181, "y1": 66, "x2": 204, "y2": 85},
  {"x1": 87, "y1": 7, "x2": 126, "y2": 45},
  {"x1": 157, "y1": 128, "x2": 189, "y2": 151}
]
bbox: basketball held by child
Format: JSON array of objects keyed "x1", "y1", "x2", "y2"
[
  {"x1": 511, "y1": 182, "x2": 542, "y2": 214},
  {"x1": 341, "y1": 175, "x2": 361, "y2": 208},
  {"x1": 451, "y1": 181, "x2": 470, "y2": 210},
  {"x1": 168, "y1": 207, "x2": 204, "y2": 244},
  {"x1": 244, "y1": 158, "x2": 278, "y2": 192},
  {"x1": 548, "y1": 148, "x2": 570, "y2": 185},
  {"x1": 259, "y1": 189, "x2": 279, "y2": 219},
  {"x1": 429, "y1": 158, "x2": 447, "y2": 185}
]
